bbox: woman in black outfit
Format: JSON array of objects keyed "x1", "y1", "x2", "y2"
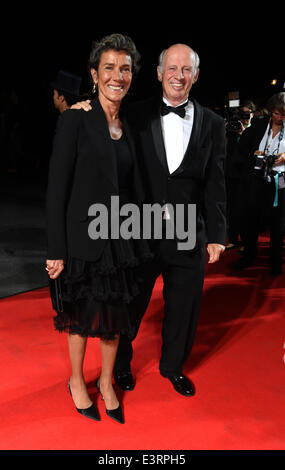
[
  {"x1": 46, "y1": 34, "x2": 150, "y2": 424},
  {"x1": 237, "y1": 92, "x2": 285, "y2": 274}
]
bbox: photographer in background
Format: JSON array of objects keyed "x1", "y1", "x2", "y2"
[
  {"x1": 235, "y1": 92, "x2": 285, "y2": 275},
  {"x1": 51, "y1": 70, "x2": 84, "y2": 114},
  {"x1": 225, "y1": 100, "x2": 256, "y2": 249},
  {"x1": 239, "y1": 100, "x2": 256, "y2": 132}
]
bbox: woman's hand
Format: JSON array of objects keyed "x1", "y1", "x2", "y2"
[
  {"x1": 71, "y1": 100, "x2": 92, "y2": 112},
  {"x1": 274, "y1": 152, "x2": 285, "y2": 165},
  {"x1": 46, "y1": 260, "x2": 65, "y2": 279}
]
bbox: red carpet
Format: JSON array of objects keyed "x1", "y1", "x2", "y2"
[{"x1": 0, "y1": 239, "x2": 284, "y2": 450}]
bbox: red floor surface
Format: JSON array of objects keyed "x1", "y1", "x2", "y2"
[{"x1": 0, "y1": 241, "x2": 284, "y2": 450}]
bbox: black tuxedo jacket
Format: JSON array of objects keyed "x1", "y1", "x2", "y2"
[
  {"x1": 125, "y1": 96, "x2": 227, "y2": 249},
  {"x1": 46, "y1": 97, "x2": 144, "y2": 261}
]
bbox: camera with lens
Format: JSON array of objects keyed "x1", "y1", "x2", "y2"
[
  {"x1": 226, "y1": 109, "x2": 251, "y2": 134},
  {"x1": 253, "y1": 153, "x2": 278, "y2": 180}
]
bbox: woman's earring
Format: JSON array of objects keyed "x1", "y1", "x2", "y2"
[{"x1": 92, "y1": 82, "x2": 97, "y2": 94}]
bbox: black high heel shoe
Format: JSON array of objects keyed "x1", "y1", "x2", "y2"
[
  {"x1": 96, "y1": 379, "x2": 124, "y2": 424},
  {"x1": 68, "y1": 379, "x2": 100, "y2": 422}
]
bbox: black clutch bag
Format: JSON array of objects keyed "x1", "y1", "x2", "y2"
[{"x1": 49, "y1": 276, "x2": 64, "y2": 313}]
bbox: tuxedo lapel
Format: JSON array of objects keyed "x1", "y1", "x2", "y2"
[
  {"x1": 172, "y1": 98, "x2": 204, "y2": 176},
  {"x1": 187, "y1": 99, "x2": 204, "y2": 157},
  {"x1": 87, "y1": 98, "x2": 118, "y2": 191},
  {"x1": 150, "y1": 100, "x2": 169, "y2": 174},
  {"x1": 149, "y1": 97, "x2": 205, "y2": 176}
]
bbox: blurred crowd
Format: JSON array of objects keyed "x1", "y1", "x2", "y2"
[{"x1": 224, "y1": 93, "x2": 285, "y2": 275}]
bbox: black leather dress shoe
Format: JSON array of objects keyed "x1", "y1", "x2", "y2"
[
  {"x1": 164, "y1": 374, "x2": 195, "y2": 397},
  {"x1": 114, "y1": 371, "x2": 135, "y2": 391}
]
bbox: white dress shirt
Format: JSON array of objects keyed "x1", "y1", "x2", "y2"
[
  {"x1": 259, "y1": 123, "x2": 285, "y2": 172},
  {"x1": 161, "y1": 97, "x2": 195, "y2": 174}
]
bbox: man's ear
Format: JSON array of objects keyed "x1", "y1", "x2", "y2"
[
  {"x1": 157, "y1": 66, "x2": 163, "y2": 83},
  {"x1": 193, "y1": 68, "x2": 200, "y2": 84}
]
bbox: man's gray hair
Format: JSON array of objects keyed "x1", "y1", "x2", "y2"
[{"x1": 158, "y1": 46, "x2": 200, "y2": 76}]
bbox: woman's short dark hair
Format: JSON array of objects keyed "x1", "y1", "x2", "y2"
[
  {"x1": 88, "y1": 33, "x2": 141, "y2": 79},
  {"x1": 266, "y1": 92, "x2": 285, "y2": 114}
]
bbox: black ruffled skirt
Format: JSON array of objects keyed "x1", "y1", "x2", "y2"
[{"x1": 50, "y1": 237, "x2": 152, "y2": 340}]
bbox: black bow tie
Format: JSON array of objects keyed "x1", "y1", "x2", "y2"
[{"x1": 161, "y1": 101, "x2": 188, "y2": 118}]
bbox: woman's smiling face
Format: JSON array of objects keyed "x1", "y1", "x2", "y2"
[{"x1": 91, "y1": 49, "x2": 133, "y2": 105}]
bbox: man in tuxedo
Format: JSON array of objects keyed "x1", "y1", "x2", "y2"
[
  {"x1": 114, "y1": 43, "x2": 227, "y2": 397},
  {"x1": 74, "y1": 43, "x2": 227, "y2": 396}
]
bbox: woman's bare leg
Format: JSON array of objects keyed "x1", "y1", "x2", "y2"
[
  {"x1": 68, "y1": 334, "x2": 93, "y2": 409},
  {"x1": 99, "y1": 335, "x2": 120, "y2": 410}
]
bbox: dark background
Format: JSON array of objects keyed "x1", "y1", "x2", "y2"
[
  {"x1": 1, "y1": 31, "x2": 283, "y2": 178},
  {"x1": 2, "y1": 31, "x2": 284, "y2": 107}
]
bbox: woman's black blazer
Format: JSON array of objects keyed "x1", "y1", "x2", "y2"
[{"x1": 46, "y1": 97, "x2": 144, "y2": 261}]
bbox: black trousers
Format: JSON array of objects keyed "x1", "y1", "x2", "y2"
[
  {"x1": 115, "y1": 239, "x2": 206, "y2": 377},
  {"x1": 240, "y1": 173, "x2": 285, "y2": 268}
]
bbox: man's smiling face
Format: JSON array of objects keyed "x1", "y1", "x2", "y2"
[{"x1": 157, "y1": 44, "x2": 199, "y2": 106}]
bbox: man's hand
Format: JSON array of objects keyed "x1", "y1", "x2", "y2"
[
  {"x1": 46, "y1": 260, "x2": 65, "y2": 279},
  {"x1": 71, "y1": 100, "x2": 92, "y2": 112},
  {"x1": 207, "y1": 244, "x2": 225, "y2": 264}
]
